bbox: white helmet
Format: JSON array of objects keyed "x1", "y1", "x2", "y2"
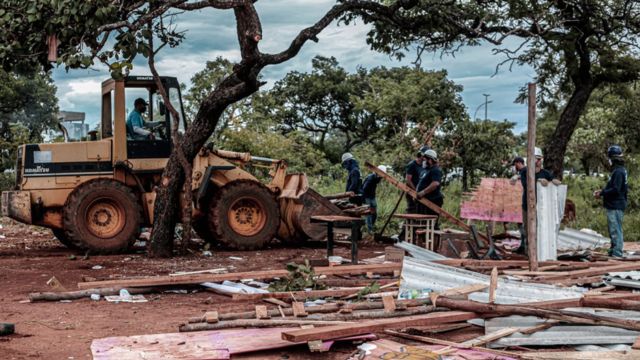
[
  {"x1": 377, "y1": 165, "x2": 388, "y2": 173},
  {"x1": 341, "y1": 152, "x2": 354, "y2": 163},
  {"x1": 423, "y1": 149, "x2": 438, "y2": 161},
  {"x1": 534, "y1": 147, "x2": 543, "y2": 159}
]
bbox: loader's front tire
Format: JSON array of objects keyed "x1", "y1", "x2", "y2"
[
  {"x1": 63, "y1": 179, "x2": 142, "y2": 254},
  {"x1": 208, "y1": 180, "x2": 280, "y2": 250},
  {"x1": 52, "y1": 228, "x2": 78, "y2": 249}
]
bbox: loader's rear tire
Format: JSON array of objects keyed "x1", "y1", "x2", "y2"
[
  {"x1": 63, "y1": 179, "x2": 142, "y2": 254},
  {"x1": 208, "y1": 180, "x2": 280, "y2": 250},
  {"x1": 52, "y1": 228, "x2": 78, "y2": 249}
]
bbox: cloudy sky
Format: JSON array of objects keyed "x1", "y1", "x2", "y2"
[{"x1": 52, "y1": 0, "x2": 536, "y2": 133}]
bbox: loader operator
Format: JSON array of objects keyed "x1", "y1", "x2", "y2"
[{"x1": 126, "y1": 98, "x2": 156, "y2": 140}]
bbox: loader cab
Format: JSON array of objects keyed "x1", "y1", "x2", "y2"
[{"x1": 101, "y1": 76, "x2": 186, "y2": 170}]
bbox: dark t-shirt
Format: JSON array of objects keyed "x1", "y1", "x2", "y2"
[
  {"x1": 520, "y1": 167, "x2": 554, "y2": 209},
  {"x1": 417, "y1": 166, "x2": 443, "y2": 201},
  {"x1": 405, "y1": 159, "x2": 424, "y2": 188}
]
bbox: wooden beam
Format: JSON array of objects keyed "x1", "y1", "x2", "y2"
[
  {"x1": 533, "y1": 262, "x2": 640, "y2": 282},
  {"x1": 281, "y1": 311, "x2": 477, "y2": 342},
  {"x1": 489, "y1": 267, "x2": 498, "y2": 304},
  {"x1": 382, "y1": 295, "x2": 396, "y2": 313},
  {"x1": 526, "y1": 82, "x2": 538, "y2": 271},
  {"x1": 78, "y1": 263, "x2": 401, "y2": 289},
  {"x1": 434, "y1": 297, "x2": 640, "y2": 332},
  {"x1": 365, "y1": 162, "x2": 488, "y2": 244},
  {"x1": 231, "y1": 288, "x2": 372, "y2": 301},
  {"x1": 384, "y1": 330, "x2": 521, "y2": 358}
]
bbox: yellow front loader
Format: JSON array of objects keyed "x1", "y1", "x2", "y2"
[{"x1": 1, "y1": 76, "x2": 341, "y2": 253}]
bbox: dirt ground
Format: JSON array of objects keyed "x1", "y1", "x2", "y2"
[{"x1": 0, "y1": 218, "x2": 398, "y2": 359}]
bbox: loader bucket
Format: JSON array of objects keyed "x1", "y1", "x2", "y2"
[{"x1": 277, "y1": 174, "x2": 344, "y2": 242}]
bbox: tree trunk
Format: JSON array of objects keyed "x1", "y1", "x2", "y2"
[
  {"x1": 149, "y1": 79, "x2": 259, "y2": 257},
  {"x1": 462, "y1": 166, "x2": 469, "y2": 192},
  {"x1": 543, "y1": 84, "x2": 595, "y2": 179},
  {"x1": 581, "y1": 157, "x2": 590, "y2": 176}
]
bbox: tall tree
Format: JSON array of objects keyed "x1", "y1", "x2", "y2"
[
  {"x1": 355, "y1": 0, "x2": 640, "y2": 177},
  {"x1": 0, "y1": 70, "x2": 58, "y2": 170},
  {"x1": 268, "y1": 56, "x2": 466, "y2": 161},
  {"x1": 1, "y1": 0, "x2": 424, "y2": 257}
]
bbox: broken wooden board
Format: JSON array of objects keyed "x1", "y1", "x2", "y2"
[
  {"x1": 79, "y1": 264, "x2": 401, "y2": 289},
  {"x1": 91, "y1": 327, "x2": 376, "y2": 359},
  {"x1": 359, "y1": 339, "x2": 517, "y2": 360},
  {"x1": 281, "y1": 311, "x2": 476, "y2": 342},
  {"x1": 460, "y1": 178, "x2": 523, "y2": 223}
]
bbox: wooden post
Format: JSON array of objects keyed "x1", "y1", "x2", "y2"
[
  {"x1": 365, "y1": 163, "x2": 488, "y2": 245},
  {"x1": 527, "y1": 83, "x2": 538, "y2": 271}
]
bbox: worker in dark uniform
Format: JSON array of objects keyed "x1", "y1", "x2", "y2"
[
  {"x1": 594, "y1": 145, "x2": 628, "y2": 258},
  {"x1": 514, "y1": 147, "x2": 555, "y2": 254},
  {"x1": 341, "y1": 152, "x2": 362, "y2": 204},
  {"x1": 361, "y1": 165, "x2": 386, "y2": 233},
  {"x1": 416, "y1": 149, "x2": 444, "y2": 230},
  {"x1": 404, "y1": 146, "x2": 427, "y2": 213}
]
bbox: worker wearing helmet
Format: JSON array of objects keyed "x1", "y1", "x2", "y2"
[
  {"x1": 361, "y1": 165, "x2": 387, "y2": 233},
  {"x1": 341, "y1": 153, "x2": 362, "y2": 204},
  {"x1": 416, "y1": 149, "x2": 444, "y2": 229},
  {"x1": 404, "y1": 146, "x2": 428, "y2": 213},
  {"x1": 594, "y1": 145, "x2": 628, "y2": 258},
  {"x1": 515, "y1": 147, "x2": 555, "y2": 254}
]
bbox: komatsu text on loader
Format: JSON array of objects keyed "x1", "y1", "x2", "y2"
[{"x1": 1, "y1": 76, "x2": 341, "y2": 253}]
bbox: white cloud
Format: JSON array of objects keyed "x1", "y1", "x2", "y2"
[{"x1": 52, "y1": 3, "x2": 536, "y2": 132}]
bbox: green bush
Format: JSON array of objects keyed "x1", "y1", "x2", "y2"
[{"x1": 0, "y1": 173, "x2": 15, "y2": 192}]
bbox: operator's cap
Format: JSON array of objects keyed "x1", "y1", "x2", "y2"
[
  {"x1": 511, "y1": 156, "x2": 525, "y2": 165},
  {"x1": 134, "y1": 98, "x2": 148, "y2": 106}
]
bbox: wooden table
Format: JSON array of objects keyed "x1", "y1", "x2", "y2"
[
  {"x1": 393, "y1": 213, "x2": 438, "y2": 249},
  {"x1": 310, "y1": 215, "x2": 364, "y2": 264}
]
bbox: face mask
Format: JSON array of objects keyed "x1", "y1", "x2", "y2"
[
  {"x1": 608, "y1": 159, "x2": 612, "y2": 166},
  {"x1": 422, "y1": 159, "x2": 427, "y2": 168}
]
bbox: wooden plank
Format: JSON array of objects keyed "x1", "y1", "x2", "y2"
[
  {"x1": 78, "y1": 263, "x2": 401, "y2": 289},
  {"x1": 460, "y1": 321, "x2": 558, "y2": 348},
  {"x1": 263, "y1": 298, "x2": 290, "y2": 308},
  {"x1": 281, "y1": 311, "x2": 476, "y2": 342},
  {"x1": 255, "y1": 305, "x2": 269, "y2": 319},
  {"x1": 489, "y1": 267, "x2": 498, "y2": 304},
  {"x1": 459, "y1": 327, "x2": 520, "y2": 347},
  {"x1": 430, "y1": 283, "x2": 488, "y2": 306},
  {"x1": 382, "y1": 295, "x2": 396, "y2": 313},
  {"x1": 91, "y1": 327, "x2": 375, "y2": 360},
  {"x1": 384, "y1": 330, "x2": 521, "y2": 358},
  {"x1": 232, "y1": 288, "x2": 367, "y2": 301},
  {"x1": 521, "y1": 350, "x2": 640, "y2": 359},
  {"x1": 535, "y1": 263, "x2": 640, "y2": 281},
  {"x1": 204, "y1": 311, "x2": 219, "y2": 324},
  {"x1": 292, "y1": 302, "x2": 307, "y2": 317},
  {"x1": 365, "y1": 162, "x2": 488, "y2": 244}
]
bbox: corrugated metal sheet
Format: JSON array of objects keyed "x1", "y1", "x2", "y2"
[
  {"x1": 394, "y1": 241, "x2": 448, "y2": 261},
  {"x1": 486, "y1": 315, "x2": 640, "y2": 347},
  {"x1": 399, "y1": 257, "x2": 585, "y2": 304},
  {"x1": 558, "y1": 228, "x2": 610, "y2": 251},
  {"x1": 536, "y1": 183, "x2": 567, "y2": 261},
  {"x1": 604, "y1": 271, "x2": 640, "y2": 289}
]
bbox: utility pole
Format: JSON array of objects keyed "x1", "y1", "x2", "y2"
[
  {"x1": 483, "y1": 93, "x2": 490, "y2": 120},
  {"x1": 526, "y1": 83, "x2": 538, "y2": 271}
]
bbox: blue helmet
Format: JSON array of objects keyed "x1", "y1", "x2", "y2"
[{"x1": 607, "y1": 145, "x2": 623, "y2": 158}]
